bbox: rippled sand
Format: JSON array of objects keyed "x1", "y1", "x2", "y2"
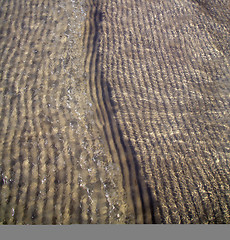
[
  {"x1": 0, "y1": 0, "x2": 230, "y2": 224},
  {"x1": 85, "y1": 0, "x2": 230, "y2": 223},
  {"x1": 0, "y1": 0, "x2": 136, "y2": 224}
]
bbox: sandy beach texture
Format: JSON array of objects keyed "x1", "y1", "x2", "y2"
[
  {"x1": 86, "y1": 0, "x2": 230, "y2": 223},
  {"x1": 0, "y1": 0, "x2": 230, "y2": 224}
]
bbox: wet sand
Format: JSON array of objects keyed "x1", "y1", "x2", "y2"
[
  {"x1": 0, "y1": 0, "x2": 135, "y2": 224},
  {"x1": 89, "y1": 0, "x2": 230, "y2": 223},
  {"x1": 0, "y1": 0, "x2": 230, "y2": 224}
]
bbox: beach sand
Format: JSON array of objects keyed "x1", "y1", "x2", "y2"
[{"x1": 0, "y1": 0, "x2": 230, "y2": 224}]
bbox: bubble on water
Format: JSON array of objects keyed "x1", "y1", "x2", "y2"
[
  {"x1": 11, "y1": 208, "x2": 15, "y2": 217},
  {"x1": 41, "y1": 178, "x2": 46, "y2": 184}
]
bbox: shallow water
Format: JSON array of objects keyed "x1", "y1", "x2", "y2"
[
  {"x1": 1, "y1": 0, "x2": 230, "y2": 224},
  {"x1": 0, "y1": 0, "x2": 135, "y2": 224}
]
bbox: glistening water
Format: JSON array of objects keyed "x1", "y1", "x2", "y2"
[
  {"x1": 1, "y1": 0, "x2": 230, "y2": 224},
  {"x1": 0, "y1": 0, "x2": 135, "y2": 224}
]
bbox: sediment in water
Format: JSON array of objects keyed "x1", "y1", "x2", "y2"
[
  {"x1": 0, "y1": 0, "x2": 137, "y2": 224},
  {"x1": 0, "y1": 0, "x2": 230, "y2": 224},
  {"x1": 88, "y1": 0, "x2": 230, "y2": 223}
]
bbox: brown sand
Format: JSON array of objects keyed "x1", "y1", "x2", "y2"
[
  {"x1": 87, "y1": 0, "x2": 230, "y2": 223},
  {"x1": 0, "y1": 0, "x2": 230, "y2": 224},
  {"x1": 0, "y1": 0, "x2": 135, "y2": 224}
]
